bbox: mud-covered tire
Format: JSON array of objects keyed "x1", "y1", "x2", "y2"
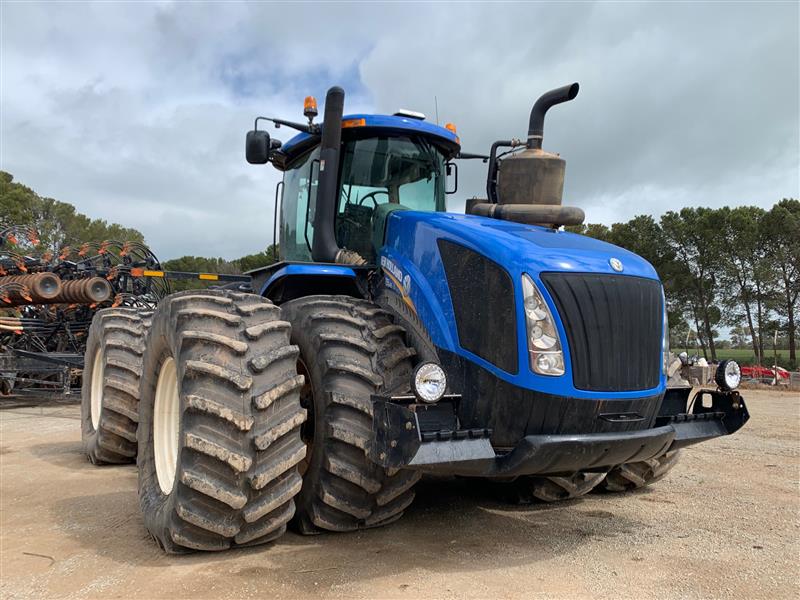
[
  {"x1": 136, "y1": 290, "x2": 307, "y2": 553},
  {"x1": 599, "y1": 450, "x2": 681, "y2": 492},
  {"x1": 281, "y1": 295, "x2": 420, "y2": 534},
  {"x1": 515, "y1": 472, "x2": 607, "y2": 503},
  {"x1": 81, "y1": 307, "x2": 151, "y2": 465}
]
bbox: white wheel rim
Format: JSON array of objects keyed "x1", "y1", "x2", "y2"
[
  {"x1": 154, "y1": 357, "x2": 180, "y2": 495},
  {"x1": 90, "y1": 346, "x2": 105, "y2": 429}
]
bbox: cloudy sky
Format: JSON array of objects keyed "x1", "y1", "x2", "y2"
[{"x1": 2, "y1": 1, "x2": 798, "y2": 260}]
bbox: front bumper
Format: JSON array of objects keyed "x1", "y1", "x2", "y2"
[{"x1": 368, "y1": 389, "x2": 749, "y2": 477}]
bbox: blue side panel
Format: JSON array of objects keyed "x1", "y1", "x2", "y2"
[
  {"x1": 381, "y1": 211, "x2": 667, "y2": 400},
  {"x1": 259, "y1": 264, "x2": 357, "y2": 296}
]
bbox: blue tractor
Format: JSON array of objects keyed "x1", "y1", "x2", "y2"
[{"x1": 93, "y1": 85, "x2": 749, "y2": 552}]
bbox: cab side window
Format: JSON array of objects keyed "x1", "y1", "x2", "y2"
[{"x1": 280, "y1": 149, "x2": 320, "y2": 262}]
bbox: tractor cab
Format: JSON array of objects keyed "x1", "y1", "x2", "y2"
[{"x1": 271, "y1": 113, "x2": 460, "y2": 265}]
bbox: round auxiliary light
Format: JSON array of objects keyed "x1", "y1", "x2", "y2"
[
  {"x1": 715, "y1": 359, "x2": 741, "y2": 391},
  {"x1": 412, "y1": 363, "x2": 447, "y2": 404}
]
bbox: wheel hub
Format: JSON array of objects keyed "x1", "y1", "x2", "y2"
[
  {"x1": 154, "y1": 357, "x2": 180, "y2": 495},
  {"x1": 90, "y1": 346, "x2": 105, "y2": 429},
  {"x1": 297, "y1": 359, "x2": 314, "y2": 476}
]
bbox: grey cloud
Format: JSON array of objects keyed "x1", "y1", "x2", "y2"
[
  {"x1": 360, "y1": 3, "x2": 799, "y2": 214},
  {"x1": 1, "y1": 2, "x2": 797, "y2": 260}
]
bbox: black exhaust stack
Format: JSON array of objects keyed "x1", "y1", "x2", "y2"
[
  {"x1": 526, "y1": 82, "x2": 579, "y2": 150},
  {"x1": 312, "y1": 86, "x2": 346, "y2": 263}
]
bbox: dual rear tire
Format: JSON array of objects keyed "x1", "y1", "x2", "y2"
[
  {"x1": 599, "y1": 450, "x2": 681, "y2": 493},
  {"x1": 281, "y1": 295, "x2": 420, "y2": 534},
  {"x1": 515, "y1": 472, "x2": 607, "y2": 503},
  {"x1": 81, "y1": 308, "x2": 151, "y2": 464},
  {"x1": 513, "y1": 451, "x2": 682, "y2": 503}
]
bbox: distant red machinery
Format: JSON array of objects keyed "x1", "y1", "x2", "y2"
[{"x1": 740, "y1": 364, "x2": 790, "y2": 382}]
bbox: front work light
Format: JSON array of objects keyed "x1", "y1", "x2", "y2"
[
  {"x1": 522, "y1": 274, "x2": 565, "y2": 376},
  {"x1": 715, "y1": 360, "x2": 741, "y2": 391},
  {"x1": 413, "y1": 363, "x2": 447, "y2": 403}
]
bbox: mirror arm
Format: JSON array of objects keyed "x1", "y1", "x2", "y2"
[
  {"x1": 255, "y1": 116, "x2": 320, "y2": 135},
  {"x1": 455, "y1": 152, "x2": 489, "y2": 162}
]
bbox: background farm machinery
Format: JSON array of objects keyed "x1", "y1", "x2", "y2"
[{"x1": 0, "y1": 223, "x2": 248, "y2": 399}]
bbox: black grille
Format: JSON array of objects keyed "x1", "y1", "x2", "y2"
[
  {"x1": 541, "y1": 273, "x2": 662, "y2": 392},
  {"x1": 438, "y1": 239, "x2": 518, "y2": 374}
]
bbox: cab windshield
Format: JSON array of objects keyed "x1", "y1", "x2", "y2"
[
  {"x1": 280, "y1": 133, "x2": 447, "y2": 263},
  {"x1": 335, "y1": 134, "x2": 446, "y2": 261}
]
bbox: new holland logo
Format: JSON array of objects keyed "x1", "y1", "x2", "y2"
[
  {"x1": 380, "y1": 255, "x2": 417, "y2": 314},
  {"x1": 402, "y1": 274, "x2": 411, "y2": 294},
  {"x1": 609, "y1": 257, "x2": 624, "y2": 272}
]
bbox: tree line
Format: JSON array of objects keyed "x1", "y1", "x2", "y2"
[
  {"x1": 567, "y1": 200, "x2": 799, "y2": 369},
  {"x1": 161, "y1": 248, "x2": 278, "y2": 292},
  {"x1": 1, "y1": 171, "x2": 144, "y2": 250}
]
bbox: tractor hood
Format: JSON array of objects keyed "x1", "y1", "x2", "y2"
[
  {"x1": 380, "y1": 210, "x2": 664, "y2": 400},
  {"x1": 383, "y1": 211, "x2": 659, "y2": 280}
]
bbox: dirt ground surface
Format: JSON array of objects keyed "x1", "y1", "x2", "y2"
[{"x1": 1, "y1": 389, "x2": 798, "y2": 599}]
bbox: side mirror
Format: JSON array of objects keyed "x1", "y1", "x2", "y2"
[
  {"x1": 445, "y1": 161, "x2": 458, "y2": 194},
  {"x1": 246, "y1": 130, "x2": 271, "y2": 164}
]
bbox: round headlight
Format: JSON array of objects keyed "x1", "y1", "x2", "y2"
[
  {"x1": 715, "y1": 360, "x2": 741, "y2": 391},
  {"x1": 530, "y1": 320, "x2": 558, "y2": 350},
  {"x1": 535, "y1": 352, "x2": 565, "y2": 375},
  {"x1": 524, "y1": 294, "x2": 548, "y2": 321},
  {"x1": 412, "y1": 363, "x2": 447, "y2": 403}
]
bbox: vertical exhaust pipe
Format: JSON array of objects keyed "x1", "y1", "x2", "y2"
[
  {"x1": 311, "y1": 86, "x2": 346, "y2": 263},
  {"x1": 527, "y1": 82, "x2": 579, "y2": 149}
]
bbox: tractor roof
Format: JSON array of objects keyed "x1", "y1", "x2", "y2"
[{"x1": 274, "y1": 113, "x2": 461, "y2": 170}]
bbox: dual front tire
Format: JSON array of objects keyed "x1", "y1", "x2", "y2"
[
  {"x1": 136, "y1": 290, "x2": 307, "y2": 552},
  {"x1": 82, "y1": 291, "x2": 420, "y2": 552},
  {"x1": 133, "y1": 292, "x2": 419, "y2": 551}
]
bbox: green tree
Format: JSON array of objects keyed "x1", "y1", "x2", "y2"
[
  {"x1": 1, "y1": 171, "x2": 145, "y2": 254},
  {"x1": 762, "y1": 199, "x2": 800, "y2": 364},
  {"x1": 660, "y1": 208, "x2": 722, "y2": 361},
  {"x1": 237, "y1": 244, "x2": 279, "y2": 272},
  {"x1": 716, "y1": 206, "x2": 768, "y2": 362},
  {"x1": 0, "y1": 171, "x2": 38, "y2": 225},
  {"x1": 730, "y1": 324, "x2": 751, "y2": 349},
  {"x1": 607, "y1": 215, "x2": 671, "y2": 269},
  {"x1": 566, "y1": 222, "x2": 611, "y2": 241}
]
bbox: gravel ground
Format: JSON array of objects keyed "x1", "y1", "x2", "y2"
[{"x1": 1, "y1": 389, "x2": 798, "y2": 599}]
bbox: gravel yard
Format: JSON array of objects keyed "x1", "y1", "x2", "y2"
[{"x1": 1, "y1": 388, "x2": 798, "y2": 599}]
